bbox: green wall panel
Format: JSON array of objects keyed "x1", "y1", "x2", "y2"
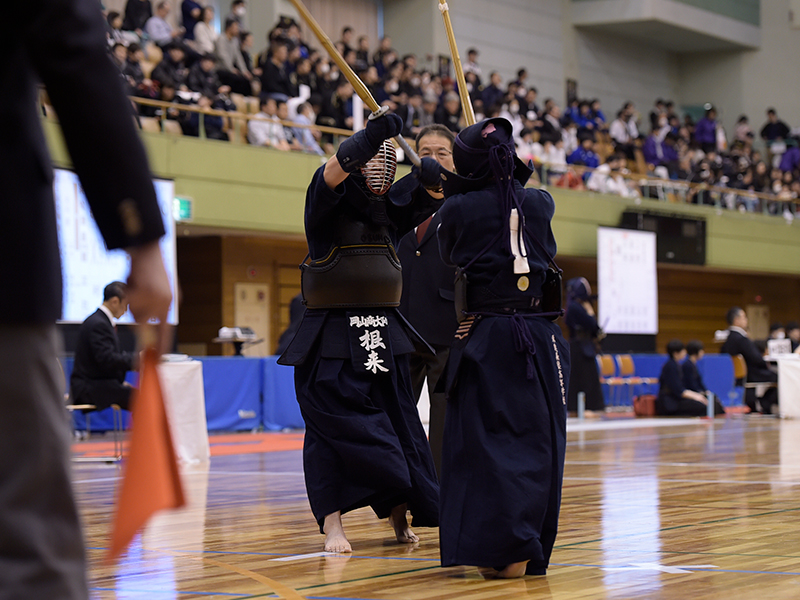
[{"x1": 45, "y1": 121, "x2": 799, "y2": 276}]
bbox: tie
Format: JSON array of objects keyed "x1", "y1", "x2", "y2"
[{"x1": 416, "y1": 216, "x2": 432, "y2": 244}]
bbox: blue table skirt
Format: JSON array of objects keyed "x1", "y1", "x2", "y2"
[
  {"x1": 60, "y1": 352, "x2": 742, "y2": 432},
  {"x1": 603, "y1": 354, "x2": 739, "y2": 408}
]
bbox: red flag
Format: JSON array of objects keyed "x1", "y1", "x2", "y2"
[{"x1": 107, "y1": 348, "x2": 186, "y2": 561}]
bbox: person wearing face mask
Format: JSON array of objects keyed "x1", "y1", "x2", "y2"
[
  {"x1": 227, "y1": 0, "x2": 246, "y2": 25},
  {"x1": 395, "y1": 125, "x2": 458, "y2": 478},
  {"x1": 499, "y1": 99, "x2": 523, "y2": 142}
]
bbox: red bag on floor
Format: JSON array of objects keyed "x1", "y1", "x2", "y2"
[{"x1": 634, "y1": 394, "x2": 657, "y2": 417}]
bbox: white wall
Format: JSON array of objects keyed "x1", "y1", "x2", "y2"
[
  {"x1": 576, "y1": 30, "x2": 680, "y2": 125},
  {"x1": 447, "y1": 0, "x2": 566, "y2": 105}
]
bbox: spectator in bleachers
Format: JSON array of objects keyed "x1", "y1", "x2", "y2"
[
  {"x1": 481, "y1": 72, "x2": 503, "y2": 113},
  {"x1": 538, "y1": 104, "x2": 563, "y2": 145},
  {"x1": 181, "y1": 0, "x2": 203, "y2": 42},
  {"x1": 694, "y1": 106, "x2": 718, "y2": 154},
  {"x1": 760, "y1": 108, "x2": 791, "y2": 145},
  {"x1": 145, "y1": 2, "x2": 183, "y2": 48},
  {"x1": 734, "y1": 115, "x2": 753, "y2": 142},
  {"x1": 587, "y1": 153, "x2": 636, "y2": 197},
  {"x1": 248, "y1": 97, "x2": 287, "y2": 149},
  {"x1": 779, "y1": 140, "x2": 800, "y2": 173},
  {"x1": 516, "y1": 128, "x2": 539, "y2": 164},
  {"x1": 317, "y1": 79, "x2": 353, "y2": 136},
  {"x1": 649, "y1": 98, "x2": 666, "y2": 130},
  {"x1": 123, "y1": 0, "x2": 152, "y2": 35},
  {"x1": 276, "y1": 100, "x2": 303, "y2": 151},
  {"x1": 182, "y1": 93, "x2": 229, "y2": 140},
  {"x1": 107, "y1": 11, "x2": 138, "y2": 46},
  {"x1": 521, "y1": 87, "x2": 540, "y2": 121},
  {"x1": 681, "y1": 340, "x2": 726, "y2": 415},
  {"x1": 354, "y1": 35, "x2": 370, "y2": 71},
  {"x1": 720, "y1": 306, "x2": 778, "y2": 414},
  {"x1": 187, "y1": 53, "x2": 226, "y2": 98},
  {"x1": 240, "y1": 31, "x2": 260, "y2": 79},
  {"x1": 139, "y1": 78, "x2": 183, "y2": 119},
  {"x1": 656, "y1": 340, "x2": 714, "y2": 417},
  {"x1": 260, "y1": 39, "x2": 294, "y2": 100},
  {"x1": 434, "y1": 91, "x2": 461, "y2": 133},
  {"x1": 192, "y1": 6, "x2": 217, "y2": 55},
  {"x1": 110, "y1": 42, "x2": 128, "y2": 71},
  {"x1": 227, "y1": 0, "x2": 247, "y2": 25},
  {"x1": 151, "y1": 42, "x2": 189, "y2": 89},
  {"x1": 567, "y1": 131, "x2": 600, "y2": 170},
  {"x1": 215, "y1": 18, "x2": 253, "y2": 96},
  {"x1": 786, "y1": 321, "x2": 800, "y2": 352},
  {"x1": 609, "y1": 109, "x2": 636, "y2": 159},
  {"x1": 122, "y1": 43, "x2": 148, "y2": 92},
  {"x1": 419, "y1": 93, "x2": 438, "y2": 130},
  {"x1": 590, "y1": 99, "x2": 606, "y2": 128},
  {"x1": 372, "y1": 36, "x2": 393, "y2": 71},
  {"x1": 396, "y1": 90, "x2": 424, "y2": 139},
  {"x1": 462, "y1": 47, "x2": 481, "y2": 85},
  {"x1": 291, "y1": 101, "x2": 325, "y2": 156}
]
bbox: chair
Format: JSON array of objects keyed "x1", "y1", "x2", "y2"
[
  {"x1": 732, "y1": 354, "x2": 778, "y2": 412},
  {"x1": 59, "y1": 359, "x2": 124, "y2": 463},
  {"x1": 596, "y1": 355, "x2": 626, "y2": 409},
  {"x1": 229, "y1": 92, "x2": 248, "y2": 114},
  {"x1": 162, "y1": 119, "x2": 183, "y2": 135},
  {"x1": 616, "y1": 354, "x2": 658, "y2": 405},
  {"x1": 138, "y1": 116, "x2": 161, "y2": 133}
]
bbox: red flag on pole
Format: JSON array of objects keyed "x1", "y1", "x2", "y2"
[{"x1": 107, "y1": 347, "x2": 186, "y2": 561}]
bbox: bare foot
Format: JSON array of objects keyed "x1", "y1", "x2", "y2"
[
  {"x1": 323, "y1": 512, "x2": 352, "y2": 553},
  {"x1": 496, "y1": 561, "x2": 529, "y2": 578},
  {"x1": 388, "y1": 504, "x2": 419, "y2": 544}
]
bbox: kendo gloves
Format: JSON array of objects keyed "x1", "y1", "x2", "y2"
[
  {"x1": 413, "y1": 157, "x2": 443, "y2": 189},
  {"x1": 336, "y1": 113, "x2": 403, "y2": 173}
]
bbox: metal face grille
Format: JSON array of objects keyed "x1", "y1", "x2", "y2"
[{"x1": 361, "y1": 140, "x2": 397, "y2": 196}]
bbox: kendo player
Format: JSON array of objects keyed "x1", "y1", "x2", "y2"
[
  {"x1": 278, "y1": 112, "x2": 442, "y2": 553},
  {"x1": 436, "y1": 117, "x2": 570, "y2": 578}
]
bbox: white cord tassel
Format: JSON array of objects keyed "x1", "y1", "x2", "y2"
[{"x1": 509, "y1": 208, "x2": 529, "y2": 275}]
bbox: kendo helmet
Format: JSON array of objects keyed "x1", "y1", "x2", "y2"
[
  {"x1": 566, "y1": 277, "x2": 595, "y2": 301},
  {"x1": 440, "y1": 117, "x2": 533, "y2": 197}
]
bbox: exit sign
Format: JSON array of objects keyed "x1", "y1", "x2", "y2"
[{"x1": 173, "y1": 196, "x2": 193, "y2": 222}]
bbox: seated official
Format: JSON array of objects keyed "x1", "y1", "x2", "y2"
[
  {"x1": 70, "y1": 282, "x2": 135, "y2": 411},
  {"x1": 720, "y1": 306, "x2": 778, "y2": 414},
  {"x1": 657, "y1": 340, "x2": 717, "y2": 417},
  {"x1": 681, "y1": 340, "x2": 725, "y2": 415}
]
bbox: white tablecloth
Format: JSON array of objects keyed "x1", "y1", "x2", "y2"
[
  {"x1": 157, "y1": 361, "x2": 210, "y2": 464},
  {"x1": 777, "y1": 358, "x2": 800, "y2": 418}
]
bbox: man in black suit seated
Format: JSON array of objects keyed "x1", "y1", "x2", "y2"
[
  {"x1": 71, "y1": 282, "x2": 136, "y2": 411},
  {"x1": 720, "y1": 306, "x2": 778, "y2": 414},
  {"x1": 395, "y1": 124, "x2": 458, "y2": 477}
]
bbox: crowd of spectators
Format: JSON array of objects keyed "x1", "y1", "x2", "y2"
[{"x1": 99, "y1": 1, "x2": 799, "y2": 216}]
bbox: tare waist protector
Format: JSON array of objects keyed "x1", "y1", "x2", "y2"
[{"x1": 302, "y1": 222, "x2": 403, "y2": 309}]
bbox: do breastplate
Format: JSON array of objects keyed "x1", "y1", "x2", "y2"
[{"x1": 301, "y1": 217, "x2": 403, "y2": 309}]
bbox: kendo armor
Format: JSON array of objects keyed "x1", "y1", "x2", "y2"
[{"x1": 302, "y1": 141, "x2": 403, "y2": 309}]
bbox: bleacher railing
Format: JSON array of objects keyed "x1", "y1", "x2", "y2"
[{"x1": 40, "y1": 95, "x2": 799, "y2": 215}]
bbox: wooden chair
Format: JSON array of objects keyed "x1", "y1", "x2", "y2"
[
  {"x1": 596, "y1": 354, "x2": 626, "y2": 409},
  {"x1": 616, "y1": 354, "x2": 658, "y2": 405},
  {"x1": 732, "y1": 354, "x2": 778, "y2": 412},
  {"x1": 138, "y1": 116, "x2": 161, "y2": 133},
  {"x1": 162, "y1": 119, "x2": 183, "y2": 135},
  {"x1": 229, "y1": 92, "x2": 248, "y2": 114}
]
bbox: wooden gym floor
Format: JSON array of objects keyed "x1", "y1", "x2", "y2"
[{"x1": 75, "y1": 416, "x2": 800, "y2": 599}]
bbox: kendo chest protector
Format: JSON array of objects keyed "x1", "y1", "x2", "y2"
[{"x1": 301, "y1": 219, "x2": 403, "y2": 309}]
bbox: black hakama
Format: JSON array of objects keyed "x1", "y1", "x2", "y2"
[
  {"x1": 290, "y1": 310, "x2": 440, "y2": 528},
  {"x1": 439, "y1": 315, "x2": 569, "y2": 574}
]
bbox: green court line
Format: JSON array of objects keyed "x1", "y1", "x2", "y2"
[{"x1": 556, "y1": 505, "x2": 800, "y2": 548}]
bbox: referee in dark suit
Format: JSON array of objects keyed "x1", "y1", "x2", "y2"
[
  {"x1": 0, "y1": 1, "x2": 172, "y2": 598},
  {"x1": 70, "y1": 282, "x2": 136, "y2": 411},
  {"x1": 396, "y1": 125, "x2": 458, "y2": 478}
]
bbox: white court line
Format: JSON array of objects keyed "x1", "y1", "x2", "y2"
[
  {"x1": 269, "y1": 552, "x2": 332, "y2": 562},
  {"x1": 565, "y1": 476, "x2": 800, "y2": 486},
  {"x1": 567, "y1": 418, "x2": 704, "y2": 432}
]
